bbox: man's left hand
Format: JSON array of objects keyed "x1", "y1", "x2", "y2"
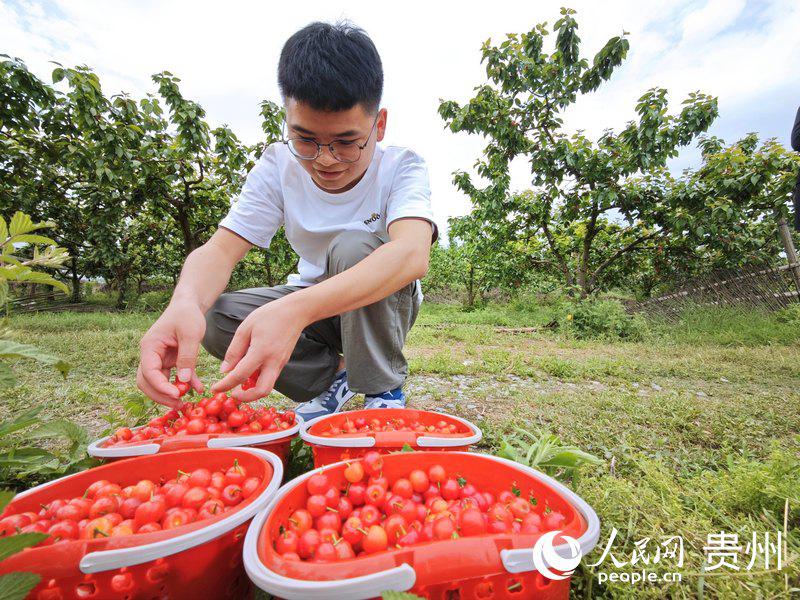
[{"x1": 210, "y1": 298, "x2": 307, "y2": 402}]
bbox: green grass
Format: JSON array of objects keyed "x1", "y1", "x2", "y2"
[
  {"x1": 2, "y1": 303, "x2": 799, "y2": 598},
  {"x1": 651, "y1": 306, "x2": 800, "y2": 346}
]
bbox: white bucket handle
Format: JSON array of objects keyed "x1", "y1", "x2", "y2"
[{"x1": 87, "y1": 418, "x2": 302, "y2": 457}]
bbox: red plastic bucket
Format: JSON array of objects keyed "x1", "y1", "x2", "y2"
[
  {"x1": 243, "y1": 451, "x2": 600, "y2": 600},
  {"x1": 87, "y1": 417, "x2": 302, "y2": 473},
  {"x1": 300, "y1": 409, "x2": 482, "y2": 467},
  {"x1": 0, "y1": 448, "x2": 283, "y2": 600}
]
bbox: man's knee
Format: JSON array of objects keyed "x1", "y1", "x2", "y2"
[{"x1": 327, "y1": 230, "x2": 382, "y2": 273}]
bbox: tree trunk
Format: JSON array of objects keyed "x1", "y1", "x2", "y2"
[
  {"x1": 70, "y1": 257, "x2": 81, "y2": 303},
  {"x1": 175, "y1": 205, "x2": 199, "y2": 257},
  {"x1": 466, "y1": 264, "x2": 475, "y2": 308},
  {"x1": 776, "y1": 214, "x2": 800, "y2": 297},
  {"x1": 116, "y1": 274, "x2": 128, "y2": 309},
  {"x1": 576, "y1": 264, "x2": 588, "y2": 299}
]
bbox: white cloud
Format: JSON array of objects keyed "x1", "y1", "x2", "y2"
[
  {"x1": 681, "y1": 0, "x2": 746, "y2": 44},
  {"x1": 2, "y1": 0, "x2": 799, "y2": 235}
]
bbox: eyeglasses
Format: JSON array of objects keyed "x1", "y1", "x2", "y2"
[{"x1": 282, "y1": 113, "x2": 379, "y2": 163}]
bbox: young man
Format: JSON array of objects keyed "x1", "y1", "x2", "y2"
[{"x1": 136, "y1": 21, "x2": 437, "y2": 420}]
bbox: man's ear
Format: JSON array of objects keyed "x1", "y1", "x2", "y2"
[{"x1": 376, "y1": 108, "x2": 388, "y2": 142}]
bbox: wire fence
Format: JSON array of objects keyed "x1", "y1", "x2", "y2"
[{"x1": 633, "y1": 262, "x2": 800, "y2": 321}]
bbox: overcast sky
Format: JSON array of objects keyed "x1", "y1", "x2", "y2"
[{"x1": 3, "y1": 0, "x2": 799, "y2": 235}]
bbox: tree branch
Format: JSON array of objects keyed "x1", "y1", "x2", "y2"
[{"x1": 588, "y1": 231, "x2": 658, "y2": 288}]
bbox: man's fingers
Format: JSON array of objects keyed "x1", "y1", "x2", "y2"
[
  {"x1": 221, "y1": 328, "x2": 250, "y2": 374},
  {"x1": 211, "y1": 353, "x2": 261, "y2": 394},
  {"x1": 189, "y1": 371, "x2": 204, "y2": 394},
  {"x1": 232, "y1": 366, "x2": 279, "y2": 403},
  {"x1": 137, "y1": 364, "x2": 181, "y2": 408},
  {"x1": 140, "y1": 348, "x2": 181, "y2": 399},
  {"x1": 175, "y1": 334, "x2": 200, "y2": 383}
]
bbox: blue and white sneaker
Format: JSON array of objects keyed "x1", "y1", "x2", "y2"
[
  {"x1": 363, "y1": 387, "x2": 406, "y2": 409},
  {"x1": 296, "y1": 370, "x2": 356, "y2": 421}
]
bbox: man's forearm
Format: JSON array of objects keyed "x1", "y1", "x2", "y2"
[
  {"x1": 171, "y1": 242, "x2": 239, "y2": 313},
  {"x1": 289, "y1": 238, "x2": 428, "y2": 324}
]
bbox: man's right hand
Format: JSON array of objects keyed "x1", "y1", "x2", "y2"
[{"x1": 137, "y1": 299, "x2": 207, "y2": 408}]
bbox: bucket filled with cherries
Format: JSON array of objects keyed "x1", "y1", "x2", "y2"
[
  {"x1": 0, "y1": 448, "x2": 283, "y2": 599},
  {"x1": 243, "y1": 449, "x2": 600, "y2": 600},
  {"x1": 300, "y1": 408, "x2": 482, "y2": 467},
  {"x1": 88, "y1": 378, "x2": 301, "y2": 469}
]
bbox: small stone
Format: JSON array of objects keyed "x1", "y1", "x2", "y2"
[
  {"x1": 466, "y1": 403, "x2": 477, "y2": 410},
  {"x1": 632, "y1": 382, "x2": 640, "y2": 388},
  {"x1": 462, "y1": 359, "x2": 474, "y2": 366},
  {"x1": 650, "y1": 383, "x2": 663, "y2": 391},
  {"x1": 696, "y1": 391, "x2": 708, "y2": 398},
  {"x1": 719, "y1": 377, "x2": 729, "y2": 383},
  {"x1": 445, "y1": 403, "x2": 456, "y2": 409}
]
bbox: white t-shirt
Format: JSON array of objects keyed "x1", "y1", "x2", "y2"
[{"x1": 220, "y1": 141, "x2": 437, "y2": 298}]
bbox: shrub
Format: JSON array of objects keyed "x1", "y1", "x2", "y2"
[
  {"x1": 775, "y1": 303, "x2": 800, "y2": 325},
  {"x1": 134, "y1": 290, "x2": 172, "y2": 312},
  {"x1": 562, "y1": 298, "x2": 648, "y2": 341}
]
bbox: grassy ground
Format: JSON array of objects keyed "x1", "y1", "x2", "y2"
[{"x1": 2, "y1": 304, "x2": 799, "y2": 599}]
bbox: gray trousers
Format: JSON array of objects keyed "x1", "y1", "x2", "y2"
[{"x1": 202, "y1": 231, "x2": 421, "y2": 402}]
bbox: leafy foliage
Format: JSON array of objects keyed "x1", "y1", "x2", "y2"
[
  {"x1": 0, "y1": 407, "x2": 97, "y2": 487},
  {"x1": 439, "y1": 8, "x2": 718, "y2": 297},
  {"x1": 286, "y1": 436, "x2": 314, "y2": 481},
  {"x1": 1, "y1": 56, "x2": 295, "y2": 308},
  {"x1": 0, "y1": 211, "x2": 71, "y2": 387},
  {"x1": 498, "y1": 427, "x2": 603, "y2": 481},
  {"x1": 562, "y1": 298, "x2": 649, "y2": 340}
]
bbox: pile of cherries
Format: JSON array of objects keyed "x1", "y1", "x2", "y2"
[
  {"x1": 106, "y1": 385, "x2": 296, "y2": 446},
  {"x1": 321, "y1": 416, "x2": 464, "y2": 436},
  {"x1": 273, "y1": 452, "x2": 567, "y2": 562},
  {"x1": 0, "y1": 460, "x2": 261, "y2": 546}
]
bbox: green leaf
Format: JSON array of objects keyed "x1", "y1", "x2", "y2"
[
  {"x1": 381, "y1": 593, "x2": 425, "y2": 600},
  {"x1": 27, "y1": 420, "x2": 88, "y2": 445},
  {"x1": 7, "y1": 213, "x2": 36, "y2": 237},
  {"x1": 0, "y1": 340, "x2": 70, "y2": 379},
  {"x1": 7, "y1": 234, "x2": 58, "y2": 247},
  {"x1": 497, "y1": 439, "x2": 522, "y2": 462},
  {"x1": 9, "y1": 272, "x2": 69, "y2": 295},
  {"x1": 400, "y1": 443, "x2": 415, "y2": 453},
  {"x1": 0, "y1": 447, "x2": 60, "y2": 473},
  {"x1": 0, "y1": 408, "x2": 41, "y2": 438},
  {"x1": 0, "y1": 572, "x2": 41, "y2": 600},
  {"x1": 0, "y1": 533, "x2": 48, "y2": 561},
  {"x1": 0, "y1": 363, "x2": 16, "y2": 390}
]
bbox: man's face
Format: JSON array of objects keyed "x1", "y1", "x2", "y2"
[{"x1": 284, "y1": 98, "x2": 386, "y2": 193}]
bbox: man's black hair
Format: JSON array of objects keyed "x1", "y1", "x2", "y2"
[{"x1": 278, "y1": 20, "x2": 383, "y2": 115}]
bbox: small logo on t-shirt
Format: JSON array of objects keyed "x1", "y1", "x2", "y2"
[{"x1": 363, "y1": 212, "x2": 381, "y2": 225}]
